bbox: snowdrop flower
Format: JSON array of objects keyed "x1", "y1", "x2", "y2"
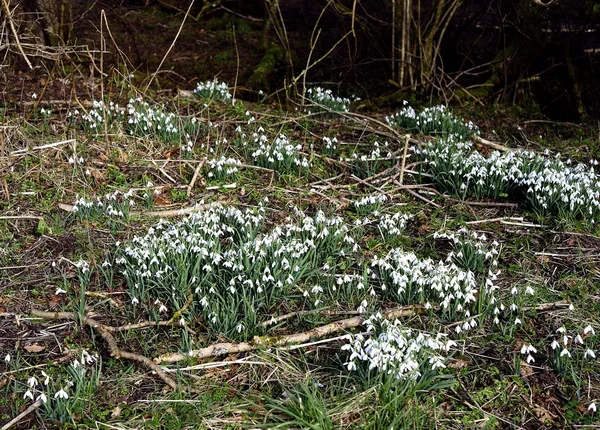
[
  {"x1": 560, "y1": 348, "x2": 571, "y2": 358},
  {"x1": 27, "y1": 376, "x2": 38, "y2": 388},
  {"x1": 131, "y1": 297, "x2": 139, "y2": 305},
  {"x1": 4, "y1": 354, "x2": 10, "y2": 363},
  {"x1": 550, "y1": 340, "x2": 560, "y2": 350},
  {"x1": 589, "y1": 403, "x2": 597, "y2": 413},
  {"x1": 23, "y1": 390, "x2": 34, "y2": 401},
  {"x1": 55, "y1": 287, "x2": 67, "y2": 295},
  {"x1": 584, "y1": 325, "x2": 595, "y2": 335},
  {"x1": 514, "y1": 317, "x2": 522, "y2": 325},
  {"x1": 37, "y1": 393, "x2": 47, "y2": 403},
  {"x1": 55, "y1": 389, "x2": 69, "y2": 399},
  {"x1": 41, "y1": 371, "x2": 49, "y2": 385},
  {"x1": 585, "y1": 349, "x2": 596, "y2": 359}
]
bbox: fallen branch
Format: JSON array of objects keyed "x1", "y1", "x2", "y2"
[
  {"x1": 58, "y1": 202, "x2": 210, "y2": 217},
  {"x1": 30, "y1": 309, "x2": 179, "y2": 391},
  {"x1": 473, "y1": 135, "x2": 510, "y2": 152},
  {"x1": 0, "y1": 0, "x2": 32, "y2": 70},
  {"x1": 1, "y1": 400, "x2": 42, "y2": 430},
  {"x1": 261, "y1": 308, "x2": 360, "y2": 327},
  {"x1": 155, "y1": 305, "x2": 421, "y2": 364}
]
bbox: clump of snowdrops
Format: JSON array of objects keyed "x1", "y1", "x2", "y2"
[
  {"x1": 193, "y1": 79, "x2": 232, "y2": 102},
  {"x1": 16, "y1": 350, "x2": 101, "y2": 424},
  {"x1": 415, "y1": 138, "x2": 600, "y2": 224},
  {"x1": 205, "y1": 155, "x2": 242, "y2": 182},
  {"x1": 345, "y1": 141, "x2": 393, "y2": 179},
  {"x1": 70, "y1": 189, "x2": 137, "y2": 224},
  {"x1": 305, "y1": 86, "x2": 359, "y2": 113},
  {"x1": 386, "y1": 101, "x2": 479, "y2": 140},
  {"x1": 115, "y1": 202, "x2": 356, "y2": 341},
  {"x1": 69, "y1": 97, "x2": 201, "y2": 146},
  {"x1": 67, "y1": 100, "x2": 125, "y2": 134},
  {"x1": 250, "y1": 132, "x2": 311, "y2": 173}
]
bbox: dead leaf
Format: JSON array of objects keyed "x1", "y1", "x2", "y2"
[
  {"x1": 48, "y1": 294, "x2": 61, "y2": 308},
  {"x1": 111, "y1": 405, "x2": 122, "y2": 419},
  {"x1": 162, "y1": 147, "x2": 180, "y2": 159},
  {"x1": 534, "y1": 405, "x2": 557, "y2": 422},
  {"x1": 114, "y1": 148, "x2": 129, "y2": 163},
  {"x1": 153, "y1": 192, "x2": 172, "y2": 206},
  {"x1": 536, "y1": 255, "x2": 550, "y2": 264},
  {"x1": 519, "y1": 360, "x2": 535, "y2": 378},
  {"x1": 86, "y1": 167, "x2": 106, "y2": 181},
  {"x1": 24, "y1": 344, "x2": 45, "y2": 353},
  {"x1": 447, "y1": 358, "x2": 469, "y2": 369}
]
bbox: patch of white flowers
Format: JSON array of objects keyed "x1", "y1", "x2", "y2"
[
  {"x1": 377, "y1": 212, "x2": 413, "y2": 238},
  {"x1": 69, "y1": 97, "x2": 200, "y2": 146},
  {"x1": 116, "y1": 202, "x2": 356, "y2": 340},
  {"x1": 354, "y1": 193, "x2": 388, "y2": 214},
  {"x1": 306, "y1": 87, "x2": 359, "y2": 113},
  {"x1": 67, "y1": 100, "x2": 125, "y2": 133},
  {"x1": 386, "y1": 101, "x2": 479, "y2": 140},
  {"x1": 322, "y1": 136, "x2": 338, "y2": 155},
  {"x1": 345, "y1": 141, "x2": 393, "y2": 179},
  {"x1": 550, "y1": 325, "x2": 597, "y2": 366},
  {"x1": 416, "y1": 139, "x2": 600, "y2": 223},
  {"x1": 251, "y1": 132, "x2": 310, "y2": 173},
  {"x1": 434, "y1": 228, "x2": 499, "y2": 274},
  {"x1": 342, "y1": 313, "x2": 454, "y2": 379},
  {"x1": 70, "y1": 189, "x2": 136, "y2": 222},
  {"x1": 19, "y1": 350, "x2": 100, "y2": 423},
  {"x1": 193, "y1": 79, "x2": 231, "y2": 101},
  {"x1": 126, "y1": 97, "x2": 180, "y2": 139},
  {"x1": 206, "y1": 155, "x2": 242, "y2": 181},
  {"x1": 371, "y1": 248, "x2": 482, "y2": 327}
]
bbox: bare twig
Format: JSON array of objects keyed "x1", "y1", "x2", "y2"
[
  {"x1": 9, "y1": 139, "x2": 76, "y2": 156},
  {"x1": 145, "y1": 0, "x2": 195, "y2": 91},
  {"x1": 399, "y1": 134, "x2": 410, "y2": 184},
  {"x1": 186, "y1": 159, "x2": 205, "y2": 197},
  {"x1": 473, "y1": 135, "x2": 510, "y2": 152},
  {"x1": 155, "y1": 305, "x2": 421, "y2": 364},
  {"x1": 30, "y1": 309, "x2": 179, "y2": 391},
  {"x1": 58, "y1": 202, "x2": 211, "y2": 217},
  {"x1": 0, "y1": 0, "x2": 32, "y2": 70},
  {"x1": 261, "y1": 308, "x2": 360, "y2": 327},
  {"x1": 1, "y1": 400, "x2": 42, "y2": 430}
]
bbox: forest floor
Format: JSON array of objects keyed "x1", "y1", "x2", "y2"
[{"x1": 1, "y1": 66, "x2": 600, "y2": 429}]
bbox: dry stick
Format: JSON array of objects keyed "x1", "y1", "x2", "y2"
[
  {"x1": 399, "y1": 134, "x2": 411, "y2": 185},
  {"x1": 58, "y1": 201, "x2": 210, "y2": 217},
  {"x1": 30, "y1": 309, "x2": 179, "y2": 391},
  {"x1": 1, "y1": 400, "x2": 41, "y2": 430},
  {"x1": 186, "y1": 159, "x2": 205, "y2": 197},
  {"x1": 145, "y1": 0, "x2": 195, "y2": 92},
  {"x1": 472, "y1": 135, "x2": 510, "y2": 152},
  {"x1": 155, "y1": 305, "x2": 421, "y2": 364},
  {"x1": 448, "y1": 199, "x2": 518, "y2": 208},
  {"x1": 0, "y1": 0, "x2": 32, "y2": 70},
  {"x1": 394, "y1": 181, "x2": 441, "y2": 208},
  {"x1": 350, "y1": 174, "x2": 389, "y2": 196},
  {"x1": 9, "y1": 138, "x2": 76, "y2": 156},
  {"x1": 261, "y1": 308, "x2": 361, "y2": 328},
  {"x1": 231, "y1": 24, "x2": 239, "y2": 106}
]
